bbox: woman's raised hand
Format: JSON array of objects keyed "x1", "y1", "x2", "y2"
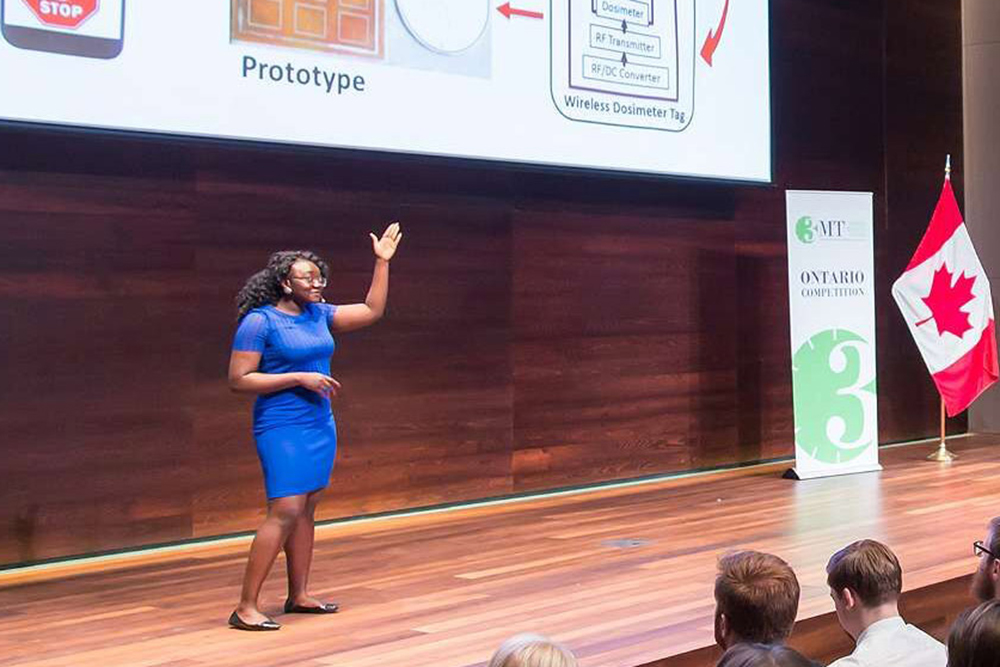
[
  {"x1": 298, "y1": 372, "x2": 342, "y2": 397},
  {"x1": 370, "y1": 222, "x2": 403, "y2": 262}
]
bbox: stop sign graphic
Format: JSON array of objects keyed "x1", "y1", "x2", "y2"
[{"x1": 22, "y1": 0, "x2": 99, "y2": 29}]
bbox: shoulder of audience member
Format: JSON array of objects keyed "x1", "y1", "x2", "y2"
[
  {"x1": 906, "y1": 623, "x2": 946, "y2": 645},
  {"x1": 826, "y1": 655, "x2": 863, "y2": 667}
]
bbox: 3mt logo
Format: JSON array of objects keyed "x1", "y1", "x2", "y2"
[
  {"x1": 795, "y1": 216, "x2": 815, "y2": 244},
  {"x1": 23, "y1": 0, "x2": 97, "y2": 29},
  {"x1": 792, "y1": 329, "x2": 876, "y2": 464},
  {"x1": 795, "y1": 215, "x2": 849, "y2": 244}
]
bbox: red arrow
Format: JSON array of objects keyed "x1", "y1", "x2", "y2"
[
  {"x1": 700, "y1": 0, "x2": 729, "y2": 66},
  {"x1": 497, "y1": 2, "x2": 544, "y2": 20}
]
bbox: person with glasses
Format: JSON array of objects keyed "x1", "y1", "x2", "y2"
[
  {"x1": 973, "y1": 517, "x2": 1000, "y2": 603},
  {"x1": 226, "y1": 222, "x2": 403, "y2": 631}
]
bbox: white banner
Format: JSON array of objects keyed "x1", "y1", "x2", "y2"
[{"x1": 786, "y1": 191, "x2": 880, "y2": 479}]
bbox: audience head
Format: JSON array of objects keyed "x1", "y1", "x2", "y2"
[
  {"x1": 825, "y1": 539, "x2": 903, "y2": 639},
  {"x1": 716, "y1": 643, "x2": 819, "y2": 667},
  {"x1": 947, "y1": 600, "x2": 1000, "y2": 667},
  {"x1": 488, "y1": 633, "x2": 577, "y2": 667},
  {"x1": 972, "y1": 517, "x2": 1000, "y2": 603},
  {"x1": 714, "y1": 550, "x2": 801, "y2": 649}
]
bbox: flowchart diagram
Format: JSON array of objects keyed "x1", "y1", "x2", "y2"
[
  {"x1": 572, "y1": 0, "x2": 678, "y2": 100},
  {"x1": 551, "y1": 0, "x2": 695, "y2": 132}
]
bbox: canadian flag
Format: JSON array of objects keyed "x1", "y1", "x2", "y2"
[{"x1": 892, "y1": 177, "x2": 998, "y2": 416}]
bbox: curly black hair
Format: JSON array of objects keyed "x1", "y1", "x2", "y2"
[{"x1": 236, "y1": 250, "x2": 329, "y2": 321}]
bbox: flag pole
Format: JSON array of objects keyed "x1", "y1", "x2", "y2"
[{"x1": 928, "y1": 154, "x2": 958, "y2": 463}]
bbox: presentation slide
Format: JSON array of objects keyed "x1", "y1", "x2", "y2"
[{"x1": 0, "y1": 0, "x2": 770, "y2": 182}]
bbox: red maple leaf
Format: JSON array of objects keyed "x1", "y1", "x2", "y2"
[{"x1": 916, "y1": 264, "x2": 976, "y2": 338}]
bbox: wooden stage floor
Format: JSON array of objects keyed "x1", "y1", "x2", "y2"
[{"x1": 1, "y1": 436, "x2": 996, "y2": 667}]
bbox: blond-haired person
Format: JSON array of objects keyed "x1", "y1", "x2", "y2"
[
  {"x1": 489, "y1": 633, "x2": 578, "y2": 667},
  {"x1": 826, "y1": 539, "x2": 945, "y2": 667}
]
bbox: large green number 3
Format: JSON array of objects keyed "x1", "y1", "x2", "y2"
[{"x1": 793, "y1": 329, "x2": 876, "y2": 464}]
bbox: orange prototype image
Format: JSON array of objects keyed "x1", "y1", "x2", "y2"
[{"x1": 232, "y1": 0, "x2": 384, "y2": 59}]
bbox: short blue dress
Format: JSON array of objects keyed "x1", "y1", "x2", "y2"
[{"x1": 232, "y1": 302, "x2": 339, "y2": 499}]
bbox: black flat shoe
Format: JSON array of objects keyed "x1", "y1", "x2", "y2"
[
  {"x1": 283, "y1": 599, "x2": 339, "y2": 614},
  {"x1": 228, "y1": 611, "x2": 281, "y2": 631}
]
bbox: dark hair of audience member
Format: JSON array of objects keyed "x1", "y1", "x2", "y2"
[
  {"x1": 989, "y1": 517, "x2": 1000, "y2": 556},
  {"x1": 947, "y1": 600, "x2": 1000, "y2": 667},
  {"x1": 826, "y1": 539, "x2": 902, "y2": 605},
  {"x1": 716, "y1": 643, "x2": 819, "y2": 667},
  {"x1": 715, "y1": 551, "x2": 801, "y2": 644}
]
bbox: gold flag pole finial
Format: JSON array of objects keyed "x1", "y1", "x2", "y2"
[{"x1": 945, "y1": 154, "x2": 952, "y2": 180}]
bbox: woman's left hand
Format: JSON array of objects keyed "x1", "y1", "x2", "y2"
[{"x1": 370, "y1": 222, "x2": 403, "y2": 262}]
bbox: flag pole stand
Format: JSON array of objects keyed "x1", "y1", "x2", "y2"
[{"x1": 927, "y1": 399, "x2": 957, "y2": 462}]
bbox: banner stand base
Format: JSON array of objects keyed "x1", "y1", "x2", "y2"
[{"x1": 782, "y1": 464, "x2": 882, "y2": 481}]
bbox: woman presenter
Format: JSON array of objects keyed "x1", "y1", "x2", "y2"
[{"x1": 227, "y1": 222, "x2": 402, "y2": 630}]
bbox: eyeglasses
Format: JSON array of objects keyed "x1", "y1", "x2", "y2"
[
  {"x1": 974, "y1": 541, "x2": 998, "y2": 559},
  {"x1": 290, "y1": 275, "x2": 327, "y2": 287}
]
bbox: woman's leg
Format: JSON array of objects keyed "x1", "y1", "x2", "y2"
[
  {"x1": 234, "y1": 494, "x2": 308, "y2": 623},
  {"x1": 284, "y1": 488, "x2": 325, "y2": 607}
]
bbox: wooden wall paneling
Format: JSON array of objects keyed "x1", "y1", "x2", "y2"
[
  {"x1": 0, "y1": 167, "x2": 199, "y2": 563},
  {"x1": 318, "y1": 196, "x2": 515, "y2": 518},
  {"x1": 734, "y1": 226, "x2": 792, "y2": 463},
  {"x1": 511, "y1": 208, "x2": 741, "y2": 491},
  {"x1": 881, "y1": 0, "x2": 967, "y2": 440}
]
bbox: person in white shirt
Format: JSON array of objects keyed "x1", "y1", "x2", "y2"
[{"x1": 825, "y1": 539, "x2": 946, "y2": 667}]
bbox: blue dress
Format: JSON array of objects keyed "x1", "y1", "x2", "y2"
[{"x1": 232, "y1": 303, "x2": 339, "y2": 499}]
